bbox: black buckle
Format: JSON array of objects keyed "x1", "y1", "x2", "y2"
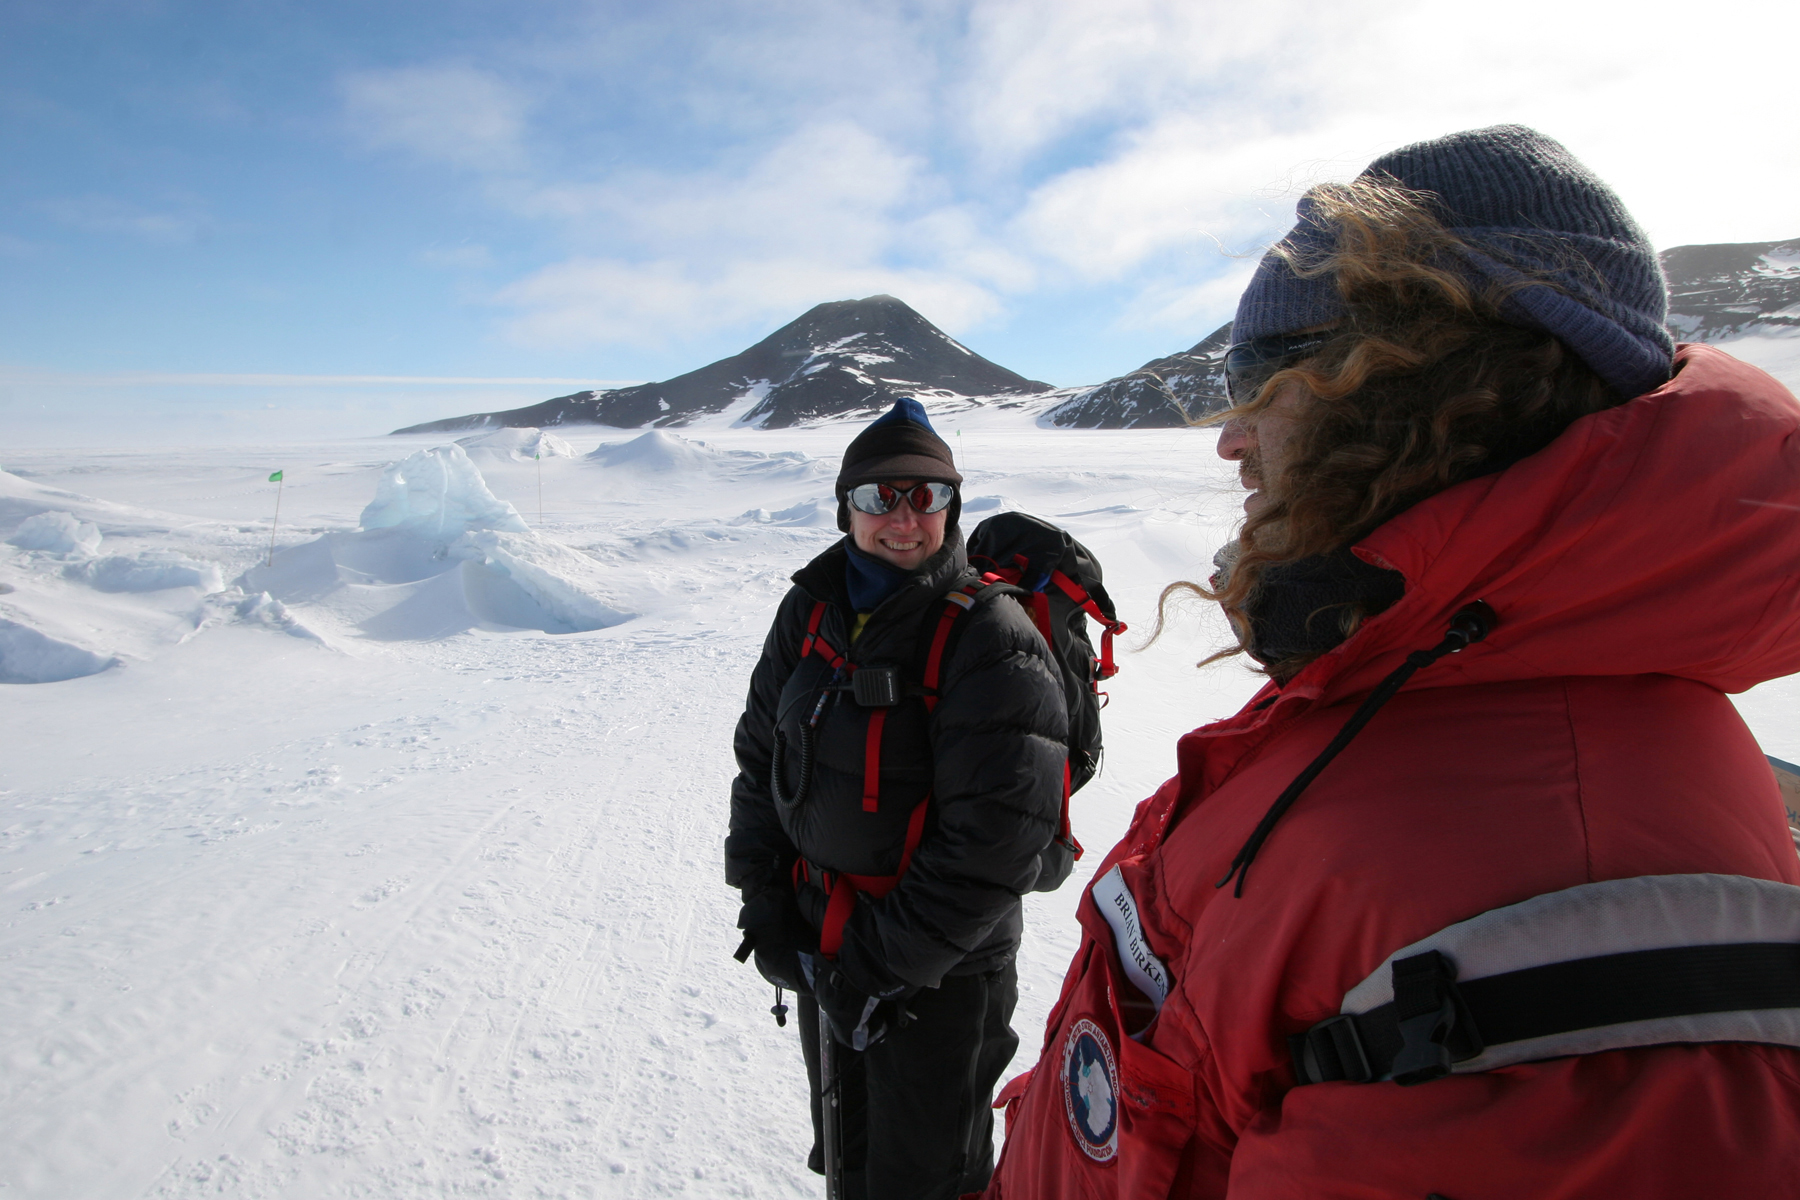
[
  {"x1": 1390, "y1": 951, "x2": 1483, "y2": 1086},
  {"x1": 1290, "y1": 1013, "x2": 1374, "y2": 1084}
]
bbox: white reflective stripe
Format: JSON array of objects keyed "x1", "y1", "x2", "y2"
[
  {"x1": 1092, "y1": 865, "x2": 1170, "y2": 1012},
  {"x1": 1339, "y1": 873, "x2": 1800, "y2": 1075}
]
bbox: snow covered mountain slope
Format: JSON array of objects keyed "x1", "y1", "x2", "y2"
[
  {"x1": 1663, "y1": 237, "x2": 1800, "y2": 341},
  {"x1": 395, "y1": 295, "x2": 1052, "y2": 435},
  {"x1": 2, "y1": 410, "x2": 1795, "y2": 1198},
  {"x1": 1042, "y1": 322, "x2": 1230, "y2": 429},
  {"x1": 1661, "y1": 237, "x2": 1800, "y2": 387}
]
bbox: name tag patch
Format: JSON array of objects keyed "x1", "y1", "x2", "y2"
[{"x1": 1092, "y1": 864, "x2": 1171, "y2": 1012}]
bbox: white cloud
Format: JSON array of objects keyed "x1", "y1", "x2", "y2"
[
  {"x1": 44, "y1": 195, "x2": 213, "y2": 244},
  {"x1": 495, "y1": 255, "x2": 999, "y2": 351},
  {"x1": 955, "y1": 0, "x2": 1315, "y2": 163},
  {"x1": 979, "y1": 0, "x2": 1800, "y2": 323},
  {"x1": 1113, "y1": 257, "x2": 1261, "y2": 336},
  {"x1": 341, "y1": 64, "x2": 530, "y2": 173},
  {"x1": 492, "y1": 121, "x2": 1005, "y2": 348},
  {"x1": 516, "y1": 121, "x2": 922, "y2": 260},
  {"x1": 419, "y1": 242, "x2": 495, "y2": 270},
  {"x1": 1013, "y1": 116, "x2": 1348, "y2": 282},
  {"x1": 370, "y1": 0, "x2": 1800, "y2": 362}
]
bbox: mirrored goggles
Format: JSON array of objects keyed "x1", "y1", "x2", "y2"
[
  {"x1": 847, "y1": 481, "x2": 956, "y2": 516},
  {"x1": 1223, "y1": 331, "x2": 1335, "y2": 402}
]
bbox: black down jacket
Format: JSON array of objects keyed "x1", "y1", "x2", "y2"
[{"x1": 726, "y1": 532, "x2": 1068, "y2": 987}]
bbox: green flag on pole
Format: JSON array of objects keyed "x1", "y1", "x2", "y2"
[{"x1": 268, "y1": 470, "x2": 283, "y2": 482}]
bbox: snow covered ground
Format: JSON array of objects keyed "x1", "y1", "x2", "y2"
[{"x1": 3, "y1": 385, "x2": 1796, "y2": 1198}]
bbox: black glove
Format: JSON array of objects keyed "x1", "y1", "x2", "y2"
[
  {"x1": 816, "y1": 965, "x2": 889, "y2": 1050},
  {"x1": 815, "y1": 947, "x2": 918, "y2": 1050},
  {"x1": 733, "y1": 887, "x2": 818, "y2": 994}
]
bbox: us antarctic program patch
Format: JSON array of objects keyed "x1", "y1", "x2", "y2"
[{"x1": 1062, "y1": 1017, "x2": 1120, "y2": 1163}]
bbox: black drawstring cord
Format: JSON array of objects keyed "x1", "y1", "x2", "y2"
[{"x1": 1216, "y1": 601, "x2": 1497, "y2": 898}]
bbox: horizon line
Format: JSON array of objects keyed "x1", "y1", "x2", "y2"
[{"x1": 0, "y1": 371, "x2": 645, "y2": 388}]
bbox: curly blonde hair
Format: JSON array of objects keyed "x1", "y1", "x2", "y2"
[{"x1": 1155, "y1": 178, "x2": 1625, "y2": 680}]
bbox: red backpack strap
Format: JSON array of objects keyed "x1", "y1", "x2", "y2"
[
  {"x1": 894, "y1": 791, "x2": 930, "y2": 878},
  {"x1": 922, "y1": 584, "x2": 982, "y2": 713},
  {"x1": 798, "y1": 599, "x2": 849, "y2": 671},
  {"x1": 1058, "y1": 760, "x2": 1083, "y2": 860},
  {"x1": 862, "y1": 709, "x2": 886, "y2": 812},
  {"x1": 799, "y1": 600, "x2": 826, "y2": 658},
  {"x1": 818, "y1": 796, "x2": 931, "y2": 959},
  {"x1": 1048, "y1": 569, "x2": 1128, "y2": 680}
]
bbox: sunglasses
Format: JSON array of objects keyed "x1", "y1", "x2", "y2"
[
  {"x1": 847, "y1": 481, "x2": 956, "y2": 516},
  {"x1": 1223, "y1": 330, "x2": 1335, "y2": 402}
]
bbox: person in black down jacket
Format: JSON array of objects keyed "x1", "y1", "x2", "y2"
[{"x1": 726, "y1": 397, "x2": 1068, "y2": 1200}]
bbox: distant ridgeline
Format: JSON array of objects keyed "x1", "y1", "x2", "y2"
[
  {"x1": 1662, "y1": 238, "x2": 1800, "y2": 342},
  {"x1": 393, "y1": 295, "x2": 1051, "y2": 434},
  {"x1": 1040, "y1": 323, "x2": 1231, "y2": 430},
  {"x1": 394, "y1": 239, "x2": 1797, "y2": 436},
  {"x1": 1042, "y1": 236, "x2": 1800, "y2": 429}
]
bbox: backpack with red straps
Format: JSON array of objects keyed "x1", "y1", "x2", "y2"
[{"x1": 966, "y1": 511, "x2": 1126, "y2": 888}]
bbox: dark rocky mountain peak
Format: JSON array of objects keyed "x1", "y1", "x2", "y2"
[
  {"x1": 393, "y1": 295, "x2": 1051, "y2": 435},
  {"x1": 1043, "y1": 322, "x2": 1231, "y2": 429}
]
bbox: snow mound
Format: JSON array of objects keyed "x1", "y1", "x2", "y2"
[
  {"x1": 0, "y1": 617, "x2": 118, "y2": 684},
  {"x1": 361, "y1": 444, "x2": 529, "y2": 537},
  {"x1": 961, "y1": 494, "x2": 1008, "y2": 516},
  {"x1": 209, "y1": 588, "x2": 328, "y2": 643},
  {"x1": 245, "y1": 447, "x2": 633, "y2": 639},
  {"x1": 587, "y1": 430, "x2": 719, "y2": 473},
  {"x1": 733, "y1": 498, "x2": 837, "y2": 527},
  {"x1": 7, "y1": 510, "x2": 102, "y2": 557},
  {"x1": 587, "y1": 430, "x2": 826, "y2": 480},
  {"x1": 66, "y1": 551, "x2": 225, "y2": 594},
  {"x1": 455, "y1": 530, "x2": 633, "y2": 634},
  {"x1": 456, "y1": 427, "x2": 578, "y2": 462}
]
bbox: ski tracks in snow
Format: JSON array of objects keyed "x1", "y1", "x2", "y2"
[{"x1": 3, "y1": 620, "x2": 817, "y2": 1198}]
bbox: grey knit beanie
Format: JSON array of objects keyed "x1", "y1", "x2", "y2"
[{"x1": 1232, "y1": 125, "x2": 1675, "y2": 400}]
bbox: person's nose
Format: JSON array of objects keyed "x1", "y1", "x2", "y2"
[
  {"x1": 1217, "y1": 416, "x2": 1253, "y2": 461},
  {"x1": 887, "y1": 498, "x2": 921, "y2": 532}
]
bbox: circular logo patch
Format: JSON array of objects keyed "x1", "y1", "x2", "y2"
[{"x1": 1061, "y1": 1017, "x2": 1119, "y2": 1162}]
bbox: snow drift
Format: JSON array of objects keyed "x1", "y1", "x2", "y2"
[
  {"x1": 66, "y1": 551, "x2": 225, "y2": 593},
  {"x1": 0, "y1": 617, "x2": 118, "y2": 684},
  {"x1": 249, "y1": 444, "x2": 633, "y2": 639},
  {"x1": 586, "y1": 429, "x2": 827, "y2": 481},
  {"x1": 456, "y1": 427, "x2": 577, "y2": 462},
  {"x1": 7, "y1": 510, "x2": 102, "y2": 556}
]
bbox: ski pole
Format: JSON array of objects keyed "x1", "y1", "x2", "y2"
[{"x1": 820, "y1": 1016, "x2": 844, "y2": 1200}]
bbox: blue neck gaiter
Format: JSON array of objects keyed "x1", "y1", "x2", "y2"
[{"x1": 845, "y1": 543, "x2": 911, "y2": 612}]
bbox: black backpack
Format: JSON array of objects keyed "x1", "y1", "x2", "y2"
[{"x1": 966, "y1": 511, "x2": 1126, "y2": 888}]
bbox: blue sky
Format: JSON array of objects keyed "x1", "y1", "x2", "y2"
[{"x1": 3, "y1": 0, "x2": 1795, "y2": 442}]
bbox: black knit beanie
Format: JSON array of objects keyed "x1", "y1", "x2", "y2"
[
  {"x1": 835, "y1": 397, "x2": 962, "y2": 533},
  {"x1": 1233, "y1": 125, "x2": 1674, "y2": 401}
]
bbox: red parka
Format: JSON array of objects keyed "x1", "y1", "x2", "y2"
[{"x1": 987, "y1": 345, "x2": 1800, "y2": 1199}]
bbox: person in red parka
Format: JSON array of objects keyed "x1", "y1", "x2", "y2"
[{"x1": 985, "y1": 125, "x2": 1800, "y2": 1199}]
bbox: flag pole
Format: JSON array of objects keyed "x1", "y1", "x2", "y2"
[{"x1": 267, "y1": 470, "x2": 284, "y2": 568}]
